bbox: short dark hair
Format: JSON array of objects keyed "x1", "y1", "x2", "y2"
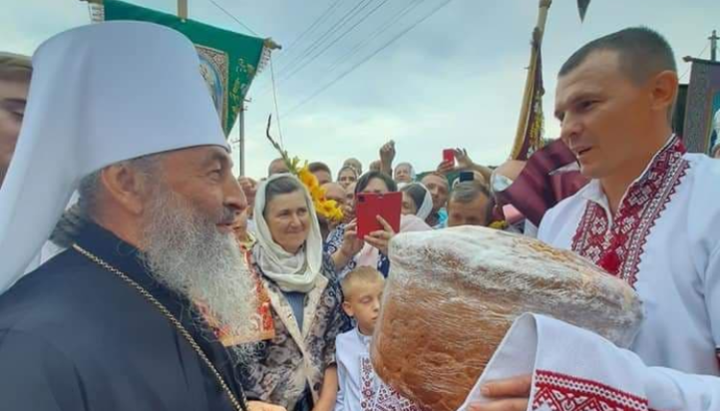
[
  {"x1": 559, "y1": 27, "x2": 677, "y2": 85},
  {"x1": 449, "y1": 182, "x2": 494, "y2": 225},
  {"x1": 337, "y1": 165, "x2": 358, "y2": 180},
  {"x1": 420, "y1": 172, "x2": 449, "y2": 188},
  {"x1": 449, "y1": 181, "x2": 491, "y2": 205},
  {"x1": 0, "y1": 52, "x2": 32, "y2": 82},
  {"x1": 308, "y1": 162, "x2": 332, "y2": 175},
  {"x1": 400, "y1": 183, "x2": 428, "y2": 211},
  {"x1": 355, "y1": 171, "x2": 398, "y2": 194}
]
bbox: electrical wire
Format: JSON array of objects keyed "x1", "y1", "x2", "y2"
[
  {"x1": 326, "y1": 0, "x2": 426, "y2": 73},
  {"x1": 276, "y1": 0, "x2": 391, "y2": 85},
  {"x1": 207, "y1": 0, "x2": 259, "y2": 36},
  {"x1": 680, "y1": 41, "x2": 711, "y2": 81},
  {"x1": 283, "y1": 0, "x2": 454, "y2": 117},
  {"x1": 275, "y1": 0, "x2": 375, "y2": 75},
  {"x1": 269, "y1": 56, "x2": 285, "y2": 147}
]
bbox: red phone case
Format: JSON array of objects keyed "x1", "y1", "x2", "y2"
[
  {"x1": 356, "y1": 192, "x2": 402, "y2": 240},
  {"x1": 443, "y1": 149, "x2": 455, "y2": 164}
]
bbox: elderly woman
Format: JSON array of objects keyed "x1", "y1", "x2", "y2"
[
  {"x1": 393, "y1": 162, "x2": 415, "y2": 184},
  {"x1": 240, "y1": 174, "x2": 349, "y2": 411}
]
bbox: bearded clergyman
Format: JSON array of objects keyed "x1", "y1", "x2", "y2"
[{"x1": 0, "y1": 22, "x2": 263, "y2": 411}]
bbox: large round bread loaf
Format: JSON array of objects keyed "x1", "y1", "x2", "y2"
[{"x1": 371, "y1": 226, "x2": 643, "y2": 411}]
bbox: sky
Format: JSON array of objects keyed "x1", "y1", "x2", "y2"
[{"x1": 3, "y1": 0, "x2": 719, "y2": 178}]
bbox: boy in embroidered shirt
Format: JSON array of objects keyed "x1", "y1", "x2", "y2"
[{"x1": 335, "y1": 267, "x2": 418, "y2": 411}]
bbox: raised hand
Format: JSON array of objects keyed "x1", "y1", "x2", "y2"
[
  {"x1": 364, "y1": 215, "x2": 395, "y2": 255},
  {"x1": 454, "y1": 148, "x2": 475, "y2": 169},
  {"x1": 437, "y1": 160, "x2": 455, "y2": 175},
  {"x1": 379, "y1": 140, "x2": 396, "y2": 175},
  {"x1": 340, "y1": 220, "x2": 365, "y2": 258}
]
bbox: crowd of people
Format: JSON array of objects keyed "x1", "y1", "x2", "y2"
[{"x1": 0, "y1": 19, "x2": 718, "y2": 411}]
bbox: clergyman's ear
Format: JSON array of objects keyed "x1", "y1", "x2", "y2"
[{"x1": 99, "y1": 163, "x2": 148, "y2": 216}]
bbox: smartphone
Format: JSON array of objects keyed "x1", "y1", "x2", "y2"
[
  {"x1": 459, "y1": 171, "x2": 474, "y2": 183},
  {"x1": 443, "y1": 149, "x2": 455, "y2": 165},
  {"x1": 356, "y1": 192, "x2": 402, "y2": 239}
]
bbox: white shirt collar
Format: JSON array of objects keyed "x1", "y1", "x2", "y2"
[
  {"x1": 580, "y1": 134, "x2": 678, "y2": 206},
  {"x1": 356, "y1": 327, "x2": 372, "y2": 347}
]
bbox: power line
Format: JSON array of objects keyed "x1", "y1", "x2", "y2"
[
  {"x1": 275, "y1": 0, "x2": 375, "y2": 76},
  {"x1": 254, "y1": 0, "x2": 418, "y2": 96},
  {"x1": 207, "y1": 0, "x2": 259, "y2": 36},
  {"x1": 269, "y1": 56, "x2": 285, "y2": 147},
  {"x1": 280, "y1": 0, "x2": 346, "y2": 60},
  {"x1": 276, "y1": 0, "x2": 391, "y2": 86},
  {"x1": 252, "y1": 1, "x2": 346, "y2": 91},
  {"x1": 254, "y1": 0, "x2": 378, "y2": 95},
  {"x1": 326, "y1": 0, "x2": 426, "y2": 73},
  {"x1": 283, "y1": 0, "x2": 454, "y2": 117}
]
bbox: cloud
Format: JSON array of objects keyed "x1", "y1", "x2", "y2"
[{"x1": 4, "y1": 0, "x2": 719, "y2": 179}]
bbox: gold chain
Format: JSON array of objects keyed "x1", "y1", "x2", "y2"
[{"x1": 72, "y1": 244, "x2": 248, "y2": 411}]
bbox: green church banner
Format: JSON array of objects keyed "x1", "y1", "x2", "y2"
[{"x1": 102, "y1": 0, "x2": 267, "y2": 136}]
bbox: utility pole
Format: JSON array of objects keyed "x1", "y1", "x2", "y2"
[
  {"x1": 238, "y1": 104, "x2": 245, "y2": 177},
  {"x1": 177, "y1": 0, "x2": 188, "y2": 20},
  {"x1": 710, "y1": 30, "x2": 718, "y2": 62}
]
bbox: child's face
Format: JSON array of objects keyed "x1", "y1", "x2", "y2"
[{"x1": 343, "y1": 280, "x2": 385, "y2": 336}]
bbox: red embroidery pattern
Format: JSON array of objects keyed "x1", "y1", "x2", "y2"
[
  {"x1": 361, "y1": 357, "x2": 375, "y2": 411},
  {"x1": 571, "y1": 137, "x2": 689, "y2": 287},
  {"x1": 532, "y1": 370, "x2": 649, "y2": 411},
  {"x1": 373, "y1": 382, "x2": 422, "y2": 411},
  {"x1": 359, "y1": 356, "x2": 422, "y2": 411}
]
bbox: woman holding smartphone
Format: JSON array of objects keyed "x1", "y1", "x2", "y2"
[{"x1": 328, "y1": 171, "x2": 431, "y2": 278}]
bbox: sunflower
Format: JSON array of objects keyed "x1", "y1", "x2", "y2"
[{"x1": 298, "y1": 167, "x2": 317, "y2": 188}]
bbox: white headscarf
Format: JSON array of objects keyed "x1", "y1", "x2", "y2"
[
  {"x1": 402, "y1": 182, "x2": 434, "y2": 221},
  {"x1": 415, "y1": 183, "x2": 434, "y2": 221},
  {"x1": 0, "y1": 22, "x2": 227, "y2": 294},
  {"x1": 253, "y1": 174, "x2": 324, "y2": 293}
]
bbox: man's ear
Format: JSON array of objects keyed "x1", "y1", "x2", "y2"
[
  {"x1": 649, "y1": 70, "x2": 679, "y2": 115},
  {"x1": 99, "y1": 164, "x2": 148, "y2": 216}
]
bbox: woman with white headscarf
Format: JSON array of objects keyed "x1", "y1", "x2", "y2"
[
  {"x1": 400, "y1": 182, "x2": 434, "y2": 221},
  {"x1": 239, "y1": 174, "x2": 348, "y2": 411}
]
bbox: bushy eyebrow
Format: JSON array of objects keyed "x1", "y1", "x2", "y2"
[
  {"x1": 554, "y1": 91, "x2": 601, "y2": 120},
  {"x1": 201, "y1": 149, "x2": 233, "y2": 170}
]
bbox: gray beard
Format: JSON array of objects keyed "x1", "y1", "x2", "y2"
[{"x1": 139, "y1": 185, "x2": 260, "y2": 364}]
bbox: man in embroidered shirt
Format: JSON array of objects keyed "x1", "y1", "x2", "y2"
[
  {"x1": 0, "y1": 22, "x2": 265, "y2": 411},
  {"x1": 472, "y1": 27, "x2": 720, "y2": 411}
]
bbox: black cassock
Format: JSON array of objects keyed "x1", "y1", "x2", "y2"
[{"x1": 0, "y1": 222, "x2": 248, "y2": 411}]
